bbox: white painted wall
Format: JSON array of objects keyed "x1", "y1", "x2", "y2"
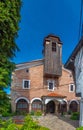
[
  {"x1": 74, "y1": 46, "x2": 83, "y2": 97},
  {"x1": 74, "y1": 46, "x2": 83, "y2": 126}
]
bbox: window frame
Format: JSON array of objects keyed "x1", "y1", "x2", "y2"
[
  {"x1": 23, "y1": 79, "x2": 30, "y2": 89},
  {"x1": 47, "y1": 80, "x2": 55, "y2": 91},
  {"x1": 69, "y1": 84, "x2": 75, "y2": 92}
]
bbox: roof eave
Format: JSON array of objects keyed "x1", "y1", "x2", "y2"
[{"x1": 65, "y1": 38, "x2": 83, "y2": 70}]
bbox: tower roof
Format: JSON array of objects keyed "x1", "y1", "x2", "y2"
[{"x1": 43, "y1": 34, "x2": 62, "y2": 46}]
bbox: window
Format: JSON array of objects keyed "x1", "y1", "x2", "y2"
[
  {"x1": 69, "y1": 84, "x2": 75, "y2": 92},
  {"x1": 23, "y1": 80, "x2": 30, "y2": 89},
  {"x1": 48, "y1": 80, "x2": 55, "y2": 91},
  {"x1": 26, "y1": 69, "x2": 29, "y2": 73},
  {"x1": 52, "y1": 42, "x2": 56, "y2": 51},
  {"x1": 31, "y1": 100, "x2": 42, "y2": 111},
  {"x1": 16, "y1": 99, "x2": 29, "y2": 112}
]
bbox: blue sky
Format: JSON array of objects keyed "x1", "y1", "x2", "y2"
[
  {"x1": 14, "y1": 0, "x2": 82, "y2": 64},
  {"x1": 6, "y1": 0, "x2": 82, "y2": 94}
]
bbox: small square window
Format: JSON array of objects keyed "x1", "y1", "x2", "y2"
[
  {"x1": 69, "y1": 84, "x2": 75, "y2": 92},
  {"x1": 48, "y1": 80, "x2": 55, "y2": 91},
  {"x1": 26, "y1": 69, "x2": 29, "y2": 73},
  {"x1": 23, "y1": 80, "x2": 30, "y2": 89}
]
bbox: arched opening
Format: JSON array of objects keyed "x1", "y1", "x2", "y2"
[
  {"x1": 46, "y1": 101, "x2": 55, "y2": 113},
  {"x1": 31, "y1": 99, "x2": 42, "y2": 112},
  {"x1": 58, "y1": 101, "x2": 67, "y2": 113},
  {"x1": 69, "y1": 101, "x2": 78, "y2": 112},
  {"x1": 16, "y1": 99, "x2": 29, "y2": 113}
]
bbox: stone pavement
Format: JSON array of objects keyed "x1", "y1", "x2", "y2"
[{"x1": 38, "y1": 114, "x2": 79, "y2": 130}]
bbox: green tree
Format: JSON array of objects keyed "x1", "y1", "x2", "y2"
[{"x1": 0, "y1": 0, "x2": 22, "y2": 114}]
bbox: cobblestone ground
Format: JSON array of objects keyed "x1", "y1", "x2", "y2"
[{"x1": 38, "y1": 114, "x2": 79, "y2": 130}]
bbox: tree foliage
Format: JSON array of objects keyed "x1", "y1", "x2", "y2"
[
  {"x1": 0, "y1": 0, "x2": 21, "y2": 87},
  {"x1": 0, "y1": 0, "x2": 22, "y2": 114}
]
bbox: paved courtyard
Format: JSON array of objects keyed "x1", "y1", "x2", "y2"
[{"x1": 38, "y1": 114, "x2": 79, "y2": 130}]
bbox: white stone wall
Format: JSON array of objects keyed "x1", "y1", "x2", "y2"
[{"x1": 74, "y1": 46, "x2": 83, "y2": 97}]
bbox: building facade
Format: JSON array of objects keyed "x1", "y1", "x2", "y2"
[
  {"x1": 65, "y1": 38, "x2": 83, "y2": 126},
  {"x1": 11, "y1": 35, "x2": 79, "y2": 114}
]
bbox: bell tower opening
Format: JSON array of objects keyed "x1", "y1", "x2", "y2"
[{"x1": 52, "y1": 42, "x2": 56, "y2": 52}]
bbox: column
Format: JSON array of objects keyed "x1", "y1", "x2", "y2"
[
  {"x1": 42, "y1": 98, "x2": 46, "y2": 115},
  {"x1": 67, "y1": 102, "x2": 69, "y2": 112},
  {"x1": 55, "y1": 101, "x2": 59, "y2": 115},
  {"x1": 11, "y1": 101, "x2": 16, "y2": 112},
  {"x1": 79, "y1": 98, "x2": 83, "y2": 126},
  {"x1": 29, "y1": 103, "x2": 32, "y2": 112}
]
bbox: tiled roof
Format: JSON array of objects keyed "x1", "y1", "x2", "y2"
[{"x1": 46, "y1": 92, "x2": 66, "y2": 98}]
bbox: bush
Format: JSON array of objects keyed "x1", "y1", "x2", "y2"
[
  {"x1": 29, "y1": 111, "x2": 35, "y2": 116},
  {"x1": 15, "y1": 110, "x2": 27, "y2": 116},
  {"x1": 70, "y1": 112, "x2": 79, "y2": 120},
  {"x1": 2, "y1": 112, "x2": 12, "y2": 117},
  {"x1": 0, "y1": 115, "x2": 49, "y2": 130},
  {"x1": 76, "y1": 126, "x2": 83, "y2": 130},
  {"x1": 38, "y1": 127, "x2": 49, "y2": 130},
  {"x1": 0, "y1": 119, "x2": 19, "y2": 130},
  {"x1": 21, "y1": 115, "x2": 49, "y2": 130},
  {"x1": 35, "y1": 110, "x2": 42, "y2": 116},
  {"x1": 21, "y1": 115, "x2": 39, "y2": 130},
  {"x1": 67, "y1": 110, "x2": 72, "y2": 115}
]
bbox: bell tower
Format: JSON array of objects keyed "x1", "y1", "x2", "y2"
[{"x1": 43, "y1": 34, "x2": 62, "y2": 77}]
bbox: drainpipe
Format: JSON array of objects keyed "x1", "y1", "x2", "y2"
[{"x1": 79, "y1": 98, "x2": 83, "y2": 126}]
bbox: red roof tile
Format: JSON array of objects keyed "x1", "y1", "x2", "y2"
[{"x1": 47, "y1": 92, "x2": 66, "y2": 98}]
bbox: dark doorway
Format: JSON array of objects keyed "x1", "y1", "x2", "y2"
[
  {"x1": 57, "y1": 101, "x2": 67, "y2": 113},
  {"x1": 46, "y1": 101, "x2": 55, "y2": 113}
]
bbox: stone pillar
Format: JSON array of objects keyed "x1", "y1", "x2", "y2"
[
  {"x1": 55, "y1": 101, "x2": 59, "y2": 115},
  {"x1": 79, "y1": 98, "x2": 83, "y2": 126},
  {"x1": 67, "y1": 102, "x2": 69, "y2": 112},
  {"x1": 42, "y1": 98, "x2": 46, "y2": 115},
  {"x1": 11, "y1": 101, "x2": 16, "y2": 112},
  {"x1": 29, "y1": 103, "x2": 32, "y2": 112}
]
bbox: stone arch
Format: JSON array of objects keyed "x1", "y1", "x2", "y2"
[
  {"x1": 45, "y1": 98, "x2": 54, "y2": 104},
  {"x1": 15, "y1": 97, "x2": 29, "y2": 113},
  {"x1": 46, "y1": 100, "x2": 55, "y2": 113},
  {"x1": 31, "y1": 97, "x2": 42, "y2": 104},
  {"x1": 69, "y1": 99, "x2": 79, "y2": 105},
  {"x1": 31, "y1": 98, "x2": 43, "y2": 112},
  {"x1": 69, "y1": 99, "x2": 79, "y2": 112},
  {"x1": 63, "y1": 99, "x2": 68, "y2": 104},
  {"x1": 58, "y1": 100, "x2": 67, "y2": 113},
  {"x1": 15, "y1": 97, "x2": 29, "y2": 104}
]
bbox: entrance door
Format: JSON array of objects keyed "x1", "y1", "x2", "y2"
[{"x1": 46, "y1": 101, "x2": 55, "y2": 113}]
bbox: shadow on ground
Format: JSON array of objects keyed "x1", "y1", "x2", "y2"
[{"x1": 57, "y1": 114, "x2": 79, "y2": 128}]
